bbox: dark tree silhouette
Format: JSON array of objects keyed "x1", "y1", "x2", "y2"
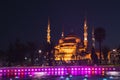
[
  {"x1": 0, "y1": 50, "x2": 6, "y2": 66},
  {"x1": 14, "y1": 39, "x2": 27, "y2": 65},
  {"x1": 27, "y1": 41, "x2": 37, "y2": 66},
  {"x1": 7, "y1": 39, "x2": 28, "y2": 66},
  {"x1": 102, "y1": 46, "x2": 110, "y2": 64},
  {"x1": 94, "y1": 27, "x2": 106, "y2": 64},
  {"x1": 7, "y1": 43, "x2": 15, "y2": 66},
  {"x1": 117, "y1": 45, "x2": 120, "y2": 51},
  {"x1": 91, "y1": 47, "x2": 98, "y2": 65},
  {"x1": 43, "y1": 42, "x2": 55, "y2": 66},
  {"x1": 117, "y1": 45, "x2": 120, "y2": 64}
]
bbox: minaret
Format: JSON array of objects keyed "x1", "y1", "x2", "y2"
[
  {"x1": 92, "y1": 27, "x2": 95, "y2": 48},
  {"x1": 61, "y1": 26, "x2": 64, "y2": 38},
  {"x1": 84, "y1": 18, "x2": 88, "y2": 49},
  {"x1": 61, "y1": 31, "x2": 64, "y2": 38},
  {"x1": 47, "y1": 17, "x2": 51, "y2": 44}
]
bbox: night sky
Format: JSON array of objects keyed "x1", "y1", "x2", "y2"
[{"x1": 1, "y1": 0, "x2": 120, "y2": 50}]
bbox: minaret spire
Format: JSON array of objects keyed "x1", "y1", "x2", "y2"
[
  {"x1": 92, "y1": 27, "x2": 95, "y2": 48},
  {"x1": 61, "y1": 25, "x2": 64, "y2": 38},
  {"x1": 83, "y1": 17, "x2": 88, "y2": 49},
  {"x1": 61, "y1": 31, "x2": 64, "y2": 38},
  {"x1": 47, "y1": 17, "x2": 51, "y2": 44}
]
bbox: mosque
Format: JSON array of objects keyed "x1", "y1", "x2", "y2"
[{"x1": 46, "y1": 18, "x2": 94, "y2": 62}]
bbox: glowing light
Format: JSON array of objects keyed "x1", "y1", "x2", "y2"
[
  {"x1": 103, "y1": 78, "x2": 108, "y2": 80},
  {"x1": 109, "y1": 76, "x2": 113, "y2": 79},
  {"x1": 69, "y1": 74, "x2": 72, "y2": 77},
  {"x1": 83, "y1": 78, "x2": 88, "y2": 80},
  {"x1": 60, "y1": 75, "x2": 64, "y2": 79},
  {"x1": 38, "y1": 50, "x2": 42, "y2": 53},
  {"x1": 33, "y1": 72, "x2": 47, "y2": 78},
  {"x1": 0, "y1": 66, "x2": 118, "y2": 77},
  {"x1": 106, "y1": 71, "x2": 120, "y2": 77},
  {"x1": 65, "y1": 77, "x2": 70, "y2": 80},
  {"x1": 0, "y1": 70, "x2": 3, "y2": 72},
  {"x1": 88, "y1": 68, "x2": 91, "y2": 70},
  {"x1": 15, "y1": 76, "x2": 19, "y2": 79}
]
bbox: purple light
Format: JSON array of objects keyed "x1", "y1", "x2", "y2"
[
  {"x1": 61, "y1": 68, "x2": 64, "y2": 71},
  {"x1": 14, "y1": 69, "x2": 17, "y2": 72},
  {"x1": 0, "y1": 70, "x2": 2, "y2": 73},
  {"x1": 55, "y1": 68, "x2": 57, "y2": 71},
  {"x1": 51, "y1": 72, "x2": 54, "y2": 75},
  {"x1": 21, "y1": 69, "x2": 24, "y2": 72},
  {"x1": 82, "y1": 68, "x2": 84, "y2": 70},
  {"x1": 48, "y1": 68, "x2": 50, "y2": 71},
  {"x1": 35, "y1": 69, "x2": 37, "y2": 71},
  {"x1": 18, "y1": 69, "x2": 20, "y2": 72},
  {"x1": 52, "y1": 68, "x2": 54, "y2": 71},
  {"x1": 14, "y1": 73, "x2": 17, "y2": 75},
  {"x1": 75, "y1": 68, "x2": 77, "y2": 70},
  {"x1": 71, "y1": 68, "x2": 74, "y2": 70},
  {"x1": 102, "y1": 68, "x2": 104, "y2": 70},
  {"x1": 55, "y1": 71, "x2": 57, "y2": 75},
  {"x1": 105, "y1": 68, "x2": 108, "y2": 70},
  {"x1": 78, "y1": 68, "x2": 80, "y2": 70},
  {"x1": 88, "y1": 71, "x2": 91, "y2": 74},
  {"x1": 113, "y1": 68, "x2": 115, "y2": 70},
  {"x1": 94, "y1": 71, "x2": 97, "y2": 74},
  {"x1": 7, "y1": 70, "x2": 9, "y2": 72},
  {"x1": 81, "y1": 71, "x2": 84, "y2": 75},
  {"x1": 4, "y1": 70, "x2": 6, "y2": 72},
  {"x1": 88, "y1": 68, "x2": 91, "y2": 70},
  {"x1": 18, "y1": 73, "x2": 20, "y2": 75},
  {"x1": 25, "y1": 69, "x2": 27, "y2": 71},
  {"x1": 25, "y1": 72, "x2": 27, "y2": 75},
  {"x1": 45, "y1": 68, "x2": 47, "y2": 71},
  {"x1": 98, "y1": 68, "x2": 101, "y2": 70},
  {"x1": 31, "y1": 69, "x2": 34, "y2": 71},
  {"x1": 0, "y1": 66, "x2": 118, "y2": 76},
  {"x1": 65, "y1": 68, "x2": 67, "y2": 70},
  {"x1": 58, "y1": 68, "x2": 60, "y2": 71},
  {"x1": 28, "y1": 72, "x2": 30, "y2": 75},
  {"x1": 95, "y1": 68, "x2": 97, "y2": 70},
  {"x1": 38, "y1": 68, "x2": 40, "y2": 71},
  {"x1": 61, "y1": 71, "x2": 64, "y2": 75},
  {"x1": 109, "y1": 68, "x2": 111, "y2": 70},
  {"x1": 0, "y1": 73, "x2": 2, "y2": 77},
  {"x1": 58, "y1": 71, "x2": 60, "y2": 75}
]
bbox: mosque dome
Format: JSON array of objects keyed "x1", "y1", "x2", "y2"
[{"x1": 63, "y1": 33, "x2": 81, "y2": 43}]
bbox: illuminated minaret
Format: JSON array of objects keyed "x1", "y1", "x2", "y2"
[
  {"x1": 92, "y1": 27, "x2": 95, "y2": 48},
  {"x1": 61, "y1": 26, "x2": 64, "y2": 38},
  {"x1": 83, "y1": 18, "x2": 88, "y2": 49},
  {"x1": 61, "y1": 31, "x2": 64, "y2": 38},
  {"x1": 47, "y1": 18, "x2": 51, "y2": 44}
]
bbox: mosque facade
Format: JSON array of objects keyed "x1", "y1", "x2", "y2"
[{"x1": 46, "y1": 18, "x2": 93, "y2": 61}]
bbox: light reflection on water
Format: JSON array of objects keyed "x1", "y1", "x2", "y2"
[{"x1": 0, "y1": 74, "x2": 116, "y2": 80}]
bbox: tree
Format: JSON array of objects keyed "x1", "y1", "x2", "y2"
[
  {"x1": 7, "y1": 43, "x2": 15, "y2": 66},
  {"x1": 117, "y1": 45, "x2": 120, "y2": 52},
  {"x1": 7, "y1": 39, "x2": 28, "y2": 66},
  {"x1": 27, "y1": 41, "x2": 37, "y2": 66},
  {"x1": 0, "y1": 50, "x2": 6, "y2": 66},
  {"x1": 94, "y1": 27, "x2": 106, "y2": 64},
  {"x1": 91, "y1": 47, "x2": 98, "y2": 65},
  {"x1": 102, "y1": 46, "x2": 110, "y2": 64},
  {"x1": 42, "y1": 42, "x2": 55, "y2": 66}
]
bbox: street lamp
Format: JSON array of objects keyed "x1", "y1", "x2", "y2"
[{"x1": 38, "y1": 50, "x2": 42, "y2": 54}]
